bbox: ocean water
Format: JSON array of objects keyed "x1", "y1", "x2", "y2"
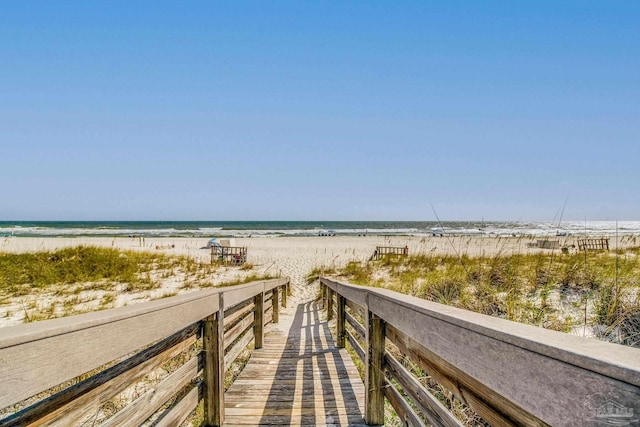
[{"x1": 0, "y1": 221, "x2": 639, "y2": 238}]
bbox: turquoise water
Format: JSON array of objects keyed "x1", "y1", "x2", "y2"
[{"x1": 1, "y1": 221, "x2": 638, "y2": 237}]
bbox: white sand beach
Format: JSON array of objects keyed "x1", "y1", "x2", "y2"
[{"x1": 2, "y1": 234, "x2": 635, "y2": 288}]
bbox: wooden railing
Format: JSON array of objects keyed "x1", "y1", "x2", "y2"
[
  {"x1": 320, "y1": 277, "x2": 640, "y2": 427},
  {"x1": 210, "y1": 246, "x2": 248, "y2": 265},
  {"x1": 370, "y1": 246, "x2": 409, "y2": 261},
  {"x1": 578, "y1": 238, "x2": 610, "y2": 251},
  {"x1": 0, "y1": 278, "x2": 290, "y2": 427}
]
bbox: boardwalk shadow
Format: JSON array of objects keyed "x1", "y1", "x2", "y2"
[{"x1": 254, "y1": 300, "x2": 366, "y2": 426}]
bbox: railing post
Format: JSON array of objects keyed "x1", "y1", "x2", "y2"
[
  {"x1": 287, "y1": 281, "x2": 291, "y2": 297},
  {"x1": 203, "y1": 293, "x2": 225, "y2": 426},
  {"x1": 327, "y1": 288, "x2": 334, "y2": 321},
  {"x1": 320, "y1": 283, "x2": 326, "y2": 308},
  {"x1": 336, "y1": 293, "x2": 346, "y2": 348},
  {"x1": 282, "y1": 284, "x2": 287, "y2": 308},
  {"x1": 254, "y1": 291, "x2": 264, "y2": 349},
  {"x1": 365, "y1": 298, "x2": 385, "y2": 425},
  {"x1": 272, "y1": 287, "x2": 279, "y2": 324}
]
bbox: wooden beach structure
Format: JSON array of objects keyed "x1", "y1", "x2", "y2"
[
  {"x1": 578, "y1": 237, "x2": 610, "y2": 251},
  {"x1": 1, "y1": 277, "x2": 639, "y2": 426},
  {"x1": 370, "y1": 245, "x2": 409, "y2": 261},
  {"x1": 211, "y1": 245, "x2": 247, "y2": 265}
]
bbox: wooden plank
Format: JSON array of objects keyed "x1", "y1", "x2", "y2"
[
  {"x1": 224, "y1": 301, "x2": 254, "y2": 328},
  {"x1": 346, "y1": 329, "x2": 365, "y2": 363},
  {"x1": 346, "y1": 311, "x2": 365, "y2": 341},
  {"x1": 346, "y1": 299, "x2": 365, "y2": 318},
  {"x1": 155, "y1": 383, "x2": 200, "y2": 427},
  {"x1": 204, "y1": 293, "x2": 225, "y2": 426},
  {"x1": 369, "y1": 292, "x2": 640, "y2": 426},
  {"x1": 264, "y1": 311, "x2": 273, "y2": 326},
  {"x1": 333, "y1": 279, "x2": 368, "y2": 307},
  {"x1": 224, "y1": 313, "x2": 255, "y2": 349},
  {"x1": 385, "y1": 324, "x2": 463, "y2": 404},
  {"x1": 101, "y1": 355, "x2": 200, "y2": 427},
  {"x1": 224, "y1": 282, "x2": 264, "y2": 309},
  {"x1": 224, "y1": 329, "x2": 254, "y2": 369},
  {"x1": 365, "y1": 308, "x2": 385, "y2": 425},
  {"x1": 272, "y1": 287, "x2": 279, "y2": 324},
  {"x1": 336, "y1": 294, "x2": 346, "y2": 348},
  {"x1": 1, "y1": 324, "x2": 198, "y2": 427},
  {"x1": 254, "y1": 292, "x2": 264, "y2": 349},
  {"x1": 223, "y1": 299, "x2": 366, "y2": 427},
  {"x1": 264, "y1": 277, "x2": 288, "y2": 292},
  {"x1": 281, "y1": 284, "x2": 287, "y2": 308},
  {"x1": 386, "y1": 322, "x2": 530, "y2": 426},
  {"x1": 384, "y1": 352, "x2": 463, "y2": 427},
  {"x1": 366, "y1": 290, "x2": 640, "y2": 384},
  {"x1": 384, "y1": 379, "x2": 424, "y2": 427},
  {"x1": 327, "y1": 288, "x2": 334, "y2": 321},
  {"x1": 0, "y1": 291, "x2": 219, "y2": 409}
]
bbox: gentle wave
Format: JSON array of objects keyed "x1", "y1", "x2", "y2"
[{"x1": 1, "y1": 221, "x2": 639, "y2": 238}]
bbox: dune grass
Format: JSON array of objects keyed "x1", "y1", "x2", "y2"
[
  {"x1": 0, "y1": 246, "x2": 278, "y2": 324},
  {"x1": 0, "y1": 246, "x2": 198, "y2": 296},
  {"x1": 329, "y1": 248, "x2": 640, "y2": 346}
]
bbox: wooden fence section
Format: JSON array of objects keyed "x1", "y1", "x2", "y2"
[
  {"x1": 320, "y1": 277, "x2": 640, "y2": 427},
  {"x1": 0, "y1": 278, "x2": 289, "y2": 427},
  {"x1": 211, "y1": 246, "x2": 248, "y2": 265},
  {"x1": 370, "y1": 246, "x2": 409, "y2": 261},
  {"x1": 578, "y1": 238, "x2": 610, "y2": 251}
]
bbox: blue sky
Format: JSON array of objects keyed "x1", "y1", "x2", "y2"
[{"x1": 1, "y1": 1, "x2": 638, "y2": 221}]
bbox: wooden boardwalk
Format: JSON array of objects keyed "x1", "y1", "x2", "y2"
[{"x1": 223, "y1": 300, "x2": 367, "y2": 426}]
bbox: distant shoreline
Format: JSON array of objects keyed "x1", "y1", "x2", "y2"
[{"x1": 1, "y1": 220, "x2": 639, "y2": 238}]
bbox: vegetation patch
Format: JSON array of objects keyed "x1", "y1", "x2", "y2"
[{"x1": 335, "y1": 250, "x2": 640, "y2": 347}]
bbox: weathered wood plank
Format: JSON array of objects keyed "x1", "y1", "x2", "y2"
[
  {"x1": 101, "y1": 355, "x2": 200, "y2": 427},
  {"x1": 224, "y1": 313, "x2": 254, "y2": 349},
  {"x1": 321, "y1": 278, "x2": 640, "y2": 427},
  {"x1": 155, "y1": 383, "x2": 200, "y2": 427},
  {"x1": 272, "y1": 287, "x2": 279, "y2": 324},
  {"x1": 346, "y1": 329, "x2": 365, "y2": 363},
  {"x1": 224, "y1": 300, "x2": 365, "y2": 427},
  {"x1": 204, "y1": 293, "x2": 225, "y2": 426},
  {"x1": 1, "y1": 324, "x2": 198, "y2": 427},
  {"x1": 346, "y1": 299, "x2": 365, "y2": 318},
  {"x1": 336, "y1": 294, "x2": 346, "y2": 348},
  {"x1": 0, "y1": 292, "x2": 218, "y2": 409},
  {"x1": 384, "y1": 379, "x2": 424, "y2": 427},
  {"x1": 281, "y1": 284, "x2": 287, "y2": 308},
  {"x1": 327, "y1": 288, "x2": 334, "y2": 321},
  {"x1": 254, "y1": 292, "x2": 264, "y2": 349},
  {"x1": 224, "y1": 301, "x2": 254, "y2": 329},
  {"x1": 224, "y1": 329, "x2": 254, "y2": 369},
  {"x1": 0, "y1": 278, "x2": 287, "y2": 410},
  {"x1": 384, "y1": 352, "x2": 463, "y2": 427},
  {"x1": 365, "y1": 309, "x2": 385, "y2": 425},
  {"x1": 346, "y1": 311, "x2": 365, "y2": 341}
]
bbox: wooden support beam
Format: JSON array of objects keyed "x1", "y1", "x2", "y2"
[
  {"x1": 282, "y1": 284, "x2": 287, "y2": 308},
  {"x1": 320, "y1": 283, "x2": 326, "y2": 308},
  {"x1": 327, "y1": 288, "x2": 334, "y2": 321},
  {"x1": 253, "y1": 292, "x2": 264, "y2": 349},
  {"x1": 365, "y1": 304, "x2": 385, "y2": 425},
  {"x1": 336, "y1": 294, "x2": 346, "y2": 348},
  {"x1": 203, "y1": 293, "x2": 225, "y2": 426},
  {"x1": 272, "y1": 286, "x2": 279, "y2": 324}
]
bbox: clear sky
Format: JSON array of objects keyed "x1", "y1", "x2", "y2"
[{"x1": 1, "y1": 1, "x2": 638, "y2": 221}]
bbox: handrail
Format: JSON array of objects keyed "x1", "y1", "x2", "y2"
[
  {"x1": 0, "y1": 277, "x2": 290, "y2": 427},
  {"x1": 320, "y1": 277, "x2": 640, "y2": 426}
]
